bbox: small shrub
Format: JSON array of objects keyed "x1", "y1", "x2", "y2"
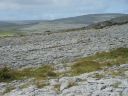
[
  {"x1": 47, "y1": 71, "x2": 57, "y2": 77},
  {"x1": 0, "y1": 67, "x2": 16, "y2": 82}
]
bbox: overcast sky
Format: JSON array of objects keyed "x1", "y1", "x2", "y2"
[{"x1": 0, "y1": 0, "x2": 128, "y2": 20}]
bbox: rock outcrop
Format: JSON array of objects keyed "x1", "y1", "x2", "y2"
[{"x1": 0, "y1": 24, "x2": 128, "y2": 68}]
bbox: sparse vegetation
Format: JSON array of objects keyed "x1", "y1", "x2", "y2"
[
  {"x1": 35, "y1": 80, "x2": 49, "y2": 88},
  {"x1": 71, "y1": 48, "x2": 128, "y2": 75},
  {"x1": 106, "y1": 68, "x2": 125, "y2": 77},
  {"x1": 1, "y1": 48, "x2": 128, "y2": 83},
  {"x1": 67, "y1": 81, "x2": 77, "y2": 88},
  {"x1": 93, "y1": 73, "x2": 105, "y2": 79},
  {"x1": 0, "y1": 65, "x2": 57, "y2": 82},
  {"x1": 71, "y1": 61, "x2": 102, "y2": 75},
  {"x1": 112, "y1": 82, "x2": 121, "y2": 88},
  {"x1": 89, "y1": 48, "x2": 128, "y2": 65},
  {"x1": 4, "y1": 86, "x2": 15, "y2": 94},
  {"x1": 54, "y1": 84, "x2": 61, "y2": 93},
  {"x1": 0, "y1": 32, "x2": 16, "y2": 37},
  {"x1": 0, "y1": 31, "x2": 25, "y2": 37},
  {"x1": 33, "y1": 65, "x2": 57, "y2": 79},
  {"x1": 0, "y1": 67, "x2": 18, "y2": 82}
]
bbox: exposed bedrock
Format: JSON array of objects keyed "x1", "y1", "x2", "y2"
[{"x1": 0, "y1": 24, "x2": 128, "y2": 68}]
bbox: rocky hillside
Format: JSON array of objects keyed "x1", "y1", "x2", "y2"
[
  {"x1": 50, "y1": 13, "x2": 126, "y2": 24},
  {"x1": 86, "y1": 16, "x2": 128, "y2": 29},
  {"x1": 3, "y1": 64, "x2": 128, "y2": 96},
  {"x1": 0, "y1": 21, "x2": 128, "y2": 68},
  {"x1": 1, "y1": 46, "x2": 128, "y2": 96},
  {"x1": 0, "y1": 14, "x2": 128, "y2": 96},
  {"x1": 0, "y1": 13, "x2": 126, "y2": 33}
]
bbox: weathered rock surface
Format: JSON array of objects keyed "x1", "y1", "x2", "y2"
[
  {"x1": 0, "y1": 20, "x2": 128, "y2": 96},
  {"x1": 0, "y1": 24, "x2": 128, "y2": 68},
  {"x1": 1, "y1": 64, "x2": 128, "y2": 96}
]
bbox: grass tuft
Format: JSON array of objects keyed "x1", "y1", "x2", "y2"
[
  {"x1": 0, "y1": 67, "x2": 17, "y2": 82},
  {"x1": 71, "y1": 61, "x2": 102, "y2": 75}
]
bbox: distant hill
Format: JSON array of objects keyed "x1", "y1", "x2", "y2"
[
  {"x1": 0, "y1": 13, "x2": 127, "y2": 32},
  {"x1": 0, "y1": 20, "x2": 43, "y2": 32},
  {"x1": 0, "y1": 13, "x2": 127, "y2": 26},
  {"x1": 50, "y1": 13, "x2": 127, "y2": 24},
  {"x1": 0, "y1": 21, "x2": 17, "y2": 27},
  {"x1": 86, "y1": 15, "x2": 128, "y2": 29},
  {"x1": 0, "y1": 20, "x2": 43, "y2": 27}
]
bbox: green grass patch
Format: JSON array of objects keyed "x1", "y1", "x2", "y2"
[
  {"x1": 0, "y1": 65, "x2": 57, "y2": 82},
  {"x1": 0, "y1": 32, "x2": 16, "y2": 37},
  {"x1": 33, "y1": 65, "x2": 57, "y2": 79},
  {"x1": 71, "y1": 61, "x2": 102, "y2": 75},
  {"x1": 86, "y1": 48, "x2": 128, "y2": 66},
  {"x1": 0, "y1": 31, "x2": 26, "y2": 37},
  {"x1": 71, "y1": 48, "x2": 128, "y2": 75}
]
